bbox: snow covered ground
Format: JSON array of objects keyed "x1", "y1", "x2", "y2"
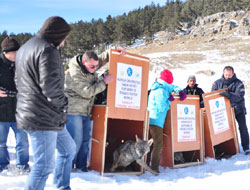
[{"x1": 1, "y1": 48, "x2": 250, "y2": 190}]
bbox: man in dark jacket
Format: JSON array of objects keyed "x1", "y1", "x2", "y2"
[
  {"x1": 183, "y1": 75, "x2": 205, "y2": 108},
  {"x1": 0, "y1": 37, "x2": 29, "y2": 173},
  {"x1": 15, "y1": 16, "x2": 76, "y2": 190},
  {"x1": 212, "y1": 66, "x2": 249, "y2": 155}
]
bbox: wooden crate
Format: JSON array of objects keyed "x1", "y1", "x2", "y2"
[
  {"x1": 202, "y1": 89, "x2": 240, "y2": 159},
  {"x1": 160, "y1": 95, "x2": 204, "y2": 168},
  {"x1": 89, "y1": 49, "x2": 150, "y2": 175}
]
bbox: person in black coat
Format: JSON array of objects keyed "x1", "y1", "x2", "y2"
[
  {"x1": 15, "y1": 16, "x2": 76, "y2": 190},
  {"x1": 183, "y1": 75, "x2": 205, "y2": 108},
  {"x1": 212, "y1": 66, "x2": 249, "y2": 155},
  {"x1": 0, "y1": 37, "x2": 29, "y2": 173}
]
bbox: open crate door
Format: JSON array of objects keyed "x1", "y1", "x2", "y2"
[
  {"x1": 107, "y1": 49, "x2": 149, "y2": 121},
  {"x1": 202, "y1": 89, "x2": 240, "y2": 159},
  {"x1": 90, "y1": 106, "x2": 107, "y2": 175},
  {"x1": 160, "y1": 95, "x2": 204, "y2": 168}
]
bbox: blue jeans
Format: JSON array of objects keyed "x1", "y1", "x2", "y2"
[
  {"x1": 0, "y1": 122, "x2": 29, "y2": 171},
  {"x1": 66, "y1": 114, "x2": 91, "y2": 170},
  {"x1": 25, "y1": 127, "x2": 76, "y2": 190}
]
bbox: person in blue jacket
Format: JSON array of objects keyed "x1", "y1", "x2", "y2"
[{"x1": 147, "y1": 69, "x2": 186, "y2": 173}]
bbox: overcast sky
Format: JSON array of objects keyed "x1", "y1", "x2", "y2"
[{"x1": 0, "y1": 0, "x2": 167, "y2": 34}]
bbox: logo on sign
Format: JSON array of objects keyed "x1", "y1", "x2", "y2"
[
  {"x1": 127, "y1": 67, "x2": 133, "y2": 77},
  {"x1": 184, "y1": 107, "x2": 189, "y2": 114},
  {"x1": 216, "y1": 100, "x2": 219, "y2": 108}
]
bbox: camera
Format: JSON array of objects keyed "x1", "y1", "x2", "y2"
[{"x1": 0, "y1": 87, "x2": 17, "y2": 97}]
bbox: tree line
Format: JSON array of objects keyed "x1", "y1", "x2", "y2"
[{"x1": 1, "y1": 0, "x2": 249, "y2": 61}]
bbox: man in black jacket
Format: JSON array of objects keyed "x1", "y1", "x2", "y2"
[
  {"x1": 15, "y1": 16, "x2": 76, "y2": 190},
  {"x1": 0, "y1": 37, "x2": 30, "y2": 173},
  {"x1": 212, "y1": 66, "x2": 249, "y2": 155},
  {"x1": 183, "y1": 75, "x2": 205, "y2": 108}
]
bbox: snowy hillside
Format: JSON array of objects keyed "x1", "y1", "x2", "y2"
[
  {"x1": 1, "y1": 10, "x2": 250, "y2": 190},
  {"x1": 2, "y1": 47, "x2": 250, "y2": 190}
]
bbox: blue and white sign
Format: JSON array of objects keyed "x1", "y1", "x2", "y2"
[
  {"x1": 115, "y1": 62, "x2": 142, "y2": 109},
  {"x1": 177, "y1": 104, "x2": 196, "y2": 142},
  {"x1": 209, "y1": 97, "x2": 229, "y2": 134}
]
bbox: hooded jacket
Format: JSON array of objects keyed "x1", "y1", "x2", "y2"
[
  {"x1": 15, "y1": 17, "x2": 70, "y2": 131},
  {"x1": 148, "y1": 78, "x2": 181, "y2": 128},
  {"x1": 212, "y1": 73, "x2": 246, "y2": 115}
]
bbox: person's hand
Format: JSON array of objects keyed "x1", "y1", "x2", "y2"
[
  {"x1": 168, "y1": 94, "x2": 175, "y2": 101},
  {"x1": 116, "y1": 47, "x2": 126, "y2": 56},
  {"x1": 179, "y1": 90, "x2": 187, "y2": 101},
  {"x1": 220, "y1": 90, "x2": 230, "y2": 98},
  {"x1": 103, "y1": 74, "x2": 113, "y2": 84},
  {"x1": 0, "y1": 90, "x2": 7, "y2": 97}
]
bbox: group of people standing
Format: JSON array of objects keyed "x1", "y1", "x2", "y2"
[
  {"x1": 0, "y1": 16, "x2": 124, "y2": 190},
  {"x1": 0, "y1": 15, "x2": 249, "y2": 190},
  {"x1": 147, "y1": 66, "x2": 249, "y2": 173}
]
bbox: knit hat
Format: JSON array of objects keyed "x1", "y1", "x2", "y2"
[
  {"x1": 39, "y1": 16, "x2": 71, "y2": 47},
  {"x1": 187, "y1": 75, "x2": 196, "y2": 82},
  {"x1": 1, "y1": 37, "x2": 20, "y2": 52},
  {"x1": 160, "y1": 69, "x2": 173, "y2": 84}
]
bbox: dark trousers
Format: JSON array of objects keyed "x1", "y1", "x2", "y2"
[
  {"x1": 149, "y1": 125, "x2": 163, "y2": 171},
  {"x1": 235, "y1": 113, "x2": 249, "y2": 151}
]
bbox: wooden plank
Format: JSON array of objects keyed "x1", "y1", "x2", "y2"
[
  {"x1": 90, "y1": 105, "x2": 107, "y2": 174},
  {"x1": 172, "y1": 161, "x2": 203, "y2": 169},
  {"x1": 200, "y1": 109, "x2": 205, "y2": 163},
  {"x1": 107, "y1": 49, "x2": 149, "y2": 121},
  {"x1": 104, "y1": 171, "x2": 142, "y2": 177},
  {"x1": 202, "y1": 111, "x2": 215, "y2": 158}
]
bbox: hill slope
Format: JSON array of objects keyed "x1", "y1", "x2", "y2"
[
  {"x1": 1, "y1": 10, "x2": 250, "y2": 190},
  {"x1": 128, "y1": 9, "x2": 250, "y2": 93}
]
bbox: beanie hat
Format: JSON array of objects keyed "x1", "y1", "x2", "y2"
[
  {"x1": 160, "y1": 69, "x2": 173, "y2": 84},
  {"x1": 39, "y1": 16, "x2": 70, "y2": 47},
  {"x1": 1, "y1": 37, "x2": 20, "y2": 52},
  {"x1": 187, "y1": 75, "x2": 196, "y2": 82}
]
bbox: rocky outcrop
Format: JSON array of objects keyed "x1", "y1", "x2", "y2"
[{"x1": 182, "y1": 10, "x2": 250, "y2": 38}]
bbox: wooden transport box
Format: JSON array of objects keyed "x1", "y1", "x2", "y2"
[
  {"x1": 89, "y1": 49, "x2": 150, "y2": 175},
  {"x1": 160, "y1": 95, "x2": 205, "y2": 168},
  {"x1": 202, "y1": 89, "x2": 240, "y2": 159}
]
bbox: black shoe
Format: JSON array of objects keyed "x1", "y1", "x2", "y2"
[
  {"x1": 244, "y1": 150, "x2": 250, "y2": 155},
  {"x1": 81, "y1": 167, "x2": 88, "y2": 172},
  {"x1": 150, "y1": 167, "x2": 159, "y2": 174}
]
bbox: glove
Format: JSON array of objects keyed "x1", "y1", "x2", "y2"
[
  {"x1": 220, "y1": 90, "x2": 230, "y2": 98},
  {"x1": 179, "y1": 90, "x2": 187, "y2": 101},
  {"x1": 168, "y1": 94, "x2": 175, "y2": 101}
]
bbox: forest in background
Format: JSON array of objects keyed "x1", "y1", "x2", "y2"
[{"x1": 0, "y1": 0, "x2": 249, "y2": 60}]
